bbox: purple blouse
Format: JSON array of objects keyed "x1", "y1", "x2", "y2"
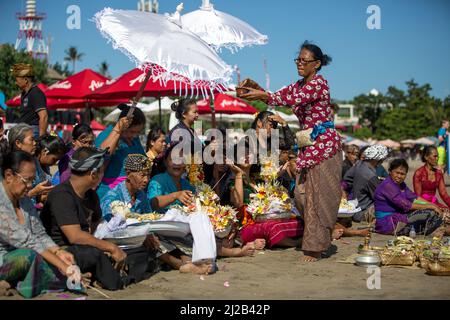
[
  {"x1": 374, "y1": 176, "x2": 418, "y2": 234},
  {"x1": 374, "y1": 176, "x2": 417, "y2": 214},
  {"x1": 58, "y1": 148, "x2": 75, "y2": 184}
]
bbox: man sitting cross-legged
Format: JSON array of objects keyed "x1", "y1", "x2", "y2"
[{"x1": 41, "y1": 147, "x2": 129, "y2": 290}]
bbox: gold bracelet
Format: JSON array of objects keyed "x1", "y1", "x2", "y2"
[{"x1": 54, "y1": 248, "x2": 63, "y2": 255}]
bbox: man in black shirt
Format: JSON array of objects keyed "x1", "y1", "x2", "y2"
[
  {"x1": 11, "y1": 63, "x2": 48, "y2": 138},
  {"x1": 41, "y1": 147, "x2": 129, "y2": 290}
]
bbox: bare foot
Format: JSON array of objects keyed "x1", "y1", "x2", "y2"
[
  {"x1": 300, "y1": 251, "x2": 321, "y2": 262},
  {"x1": 238, "y1": 243, "x2": 256, "y2": 257},
  {"x1": 445, "y1": 226, "x2": 450, "y2": 236},
  {"x1": 0, "y1": 281, "x2": 13, "y2": 297},
  {"x1": 431, "y1": 226, "x2": 446, "y2": 238},
  {"x1": 343, "y1": 228, "x2": 370, "y2": 237},
  {"x1": 251, "y1": 239, "x2": 266, "y2": 250},
  {"x1": 179, "y1": 262, "x2": 215, "y2": 275},
  {"x1": 332, "y1": 228, "x2": 344, "y2": 240}
]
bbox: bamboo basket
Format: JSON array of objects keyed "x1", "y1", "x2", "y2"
[
  {"x1": 380, "y1": 250, "x2": 416, "y2": 266},
  {"x1": 424, "y1": 260, "x2": 450, "y2": 276}
]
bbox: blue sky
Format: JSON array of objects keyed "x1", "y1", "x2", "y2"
[{"x1": 1, "y1": 0, "x2": 449, "y2": 101}]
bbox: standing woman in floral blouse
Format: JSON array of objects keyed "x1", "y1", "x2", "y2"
[{"x1": 241, "y1": 41, "x2": 342, "y2": 262}]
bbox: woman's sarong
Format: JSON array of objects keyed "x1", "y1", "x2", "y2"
[
  {"x1": 0, "y1": 249, "x2": 66, "y2": 298},
  {"x1": 301, "y1": 153, "x2": 342, "y2": 253},
  {"x1": 375, "y1": 209, "x2": 443, "y2": 235},
  {"x1": 239, "y1": 218, "x2": 303, "y2": 248}
]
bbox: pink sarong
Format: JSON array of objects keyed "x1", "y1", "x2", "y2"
[{"x1": 239, "y1": 219, "x2": 304, "y2": 248}]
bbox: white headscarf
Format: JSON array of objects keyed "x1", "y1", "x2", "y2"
[{"x1": 363, "y1": 145, "x2": 388, "y2": 161}]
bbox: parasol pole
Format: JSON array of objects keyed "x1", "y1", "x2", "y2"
[
  {"x1": 211, "y1": 95, "x2": 216, "y2": 129},
  {"x1": 158, "y1": 96, "x2": 162, "y2": 128},
  {"x1": 129, "y1": 69, "x2": 152, "y2": 117}
]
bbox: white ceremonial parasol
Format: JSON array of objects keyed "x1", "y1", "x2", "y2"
[
  {"x1": 181, "y1": 0, "x2": 268, "y2": 53},
  {"x1": 93, "y1": 5, "x2": 233, "y2": 97}
]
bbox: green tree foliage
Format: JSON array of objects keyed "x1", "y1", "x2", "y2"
[
  {"x1": 0, "y1": 44, "x2": 48, "y2": 100},
  {"x1": 64, "y1": 46, "x2": 84, "y2": 72},
  {"x1": 52, "y1": 62, "x2": 73, "y2": 78},
  {"x1": 98, "y1": 60, "x2": 110, "y2": 78},
  {"x1": 352, "y1": 127, "x2": 373, "y2": 140},
  {"x1": 353, "y1": 79, "x2": 450, "y2": 141}
]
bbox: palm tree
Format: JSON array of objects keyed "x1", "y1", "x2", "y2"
[
  {"x1": 64, "y1": 46, "x2": 84, "y2": 72},
  {"x1": 98, "y1": 60, "x2": 110, "y2": 78}
]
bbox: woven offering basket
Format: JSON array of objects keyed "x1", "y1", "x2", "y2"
[
  {"x1": 380, "y1": 250, "x2": 416, "y2": 266},
  {"x1": 424, "y1": 259, "x2": 450, "y2": 276}
]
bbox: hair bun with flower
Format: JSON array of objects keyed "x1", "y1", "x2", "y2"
[{"x1": 171, "y1": 99, "x2": 180, "y2": 111}]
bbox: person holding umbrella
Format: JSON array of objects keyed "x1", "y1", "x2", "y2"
[
  {"x1": 11, "y1": 64, "x2": 48, "y2": 138},
  {"x1": 240, "y1": 41, "x2": 342, "y2": 262},
  {"x1": 95, "y1": 104, "x2": 146, "y2": 200}
]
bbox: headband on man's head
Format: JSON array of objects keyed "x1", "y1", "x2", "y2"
[
  {"x1": 11, "y1": 63, "x2": 35, "y2": 77},
  {"x1": 69, "y1": 148, "x2": 109, "y2": 173}
]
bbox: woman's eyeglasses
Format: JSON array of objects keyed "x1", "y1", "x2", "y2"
[
  {"x1": 15, "y1": 172, "x2": 34, "y2": 186},
  {"x1": 294, "y1": 58, "x2": 317, "y2": 66}
]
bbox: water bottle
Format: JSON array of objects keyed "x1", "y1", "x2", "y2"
[{"x1": 409, "y1": 225, "x2": 416, "y2": 239}]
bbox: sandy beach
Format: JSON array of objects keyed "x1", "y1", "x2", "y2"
[{"x1": 2, "y1": 159, "x2": 450, "y2": 300}]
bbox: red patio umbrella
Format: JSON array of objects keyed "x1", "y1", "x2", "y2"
[
  {"x1": 6, "y1": 83, "x2": 126, "y2": 110},
  {"x1": 86, "y1": 68, "x2": 226, "y2": 100},
  {"x1": 197, "y1": 94, "x2": 257, "y2": 115},
  {"x1": 45, "y1": 69, "x2": 112, "y2": 99},
  {"x1": 6, "y1": 83, "x2": 48, "y2": 107},
  {"x1": 86, "y1": 67, "x2": 228, "y2": 127}
]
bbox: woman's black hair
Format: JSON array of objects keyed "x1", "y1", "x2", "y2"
[
  {"x1": 171, "y1": 98, "x2": 197, "y2": 120},
  {"x1": 35, "y1": 134, "x2": 67, "y2": 157},
  {"x1": 0, "y1": 118, "x2": 3, "y2": 129},
  {"x1": 146, "y1": 127, "x2": 166, "y2": 152},
  {"x1": 117, "y1": 103, "x2": 146, "y2": 127},
  {"x1": 233, "y1": 137, "x2": 251, "y2": 163},
  {"x1": 251, "y1": 111, "x2": 274, "y2": 129},
  {"x1": 300, "y1": 41, "x2": 332, "y2": 71},
  {"x1": 389, "y1": 158, "x2": 409, "y2": 172},
  {"x1": 72, "y1": 123, "x2": 94, "y2": 141},
  {"x1": 1, "y1": 150, "x2": 35, "y2": 178},
  {"x1": 421, "y1": 145, "x2": 438, "y2": 163},
  {"x1": 163, "y1": 141, "x2": 182, "y2": 161}
]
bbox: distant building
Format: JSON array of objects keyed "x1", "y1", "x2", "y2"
[
  {"x1": 335, "y1": 103, "x2": 359, "y2": 130},
  {"x1": 137, "y1": 0, "x2": 159, "y2": 13}
]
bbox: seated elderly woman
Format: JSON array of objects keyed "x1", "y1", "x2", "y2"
[
  {"x1": 413, "y1": 146, "x2": 450, "y2": 209},
  {"x1": 7, "y1": 124, "x2": 55, "y2": 205},
  {"x1": 374, "y1": 158, "x2": 446, "y2": 236},
  {"x1": 0, "y1": 151, "x2": 82, "y2": 298},
  {"x1": 148, "y1": 144, "x2": 216, "y2": 275},
  {"x1": 101, "y1": 154, "x2": 152, "y2": 221},
  {"x1": 228, "y1": 139, "x2": 303, "y2": 249},
  {"x1": 342, "y1": 144, "x2": 360, "y2": 178}
]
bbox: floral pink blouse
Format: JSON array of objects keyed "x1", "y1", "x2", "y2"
[{"x1": 268, "y1": 74, "x2": 341, "y2": 169}]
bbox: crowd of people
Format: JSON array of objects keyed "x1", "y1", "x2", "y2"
[{"x1": 0, "y1": 42, "x2": 449, "y2": 298}]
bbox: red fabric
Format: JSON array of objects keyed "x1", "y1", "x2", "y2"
[
  {"x1": 45, "y1": 69, "x2": 112, "y2": 99},
  {"x1": 90, "y1": 120, "x2": 106, "y2": 130},
  {"x1": 239, "y1": 218, "x2": 304, "y2": 248},
  {"x1": 85, "y1": 68, "x2": 226, "y2": 100},
  {"x1": 413, "y1": 165, "x2": 450, "y2": 208},
  {"x1": 6, "y1": 70, "x2": 126, "y2": 109},
  {"x1": 268, "y1": 75, "x2": 341, "y2": 170},
  {"x1": 6, "y1": 83, "x2": 48, "y2": 106},
  {"x1": 197, "y1": 94, "x2": 258, "y2": 115}
]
